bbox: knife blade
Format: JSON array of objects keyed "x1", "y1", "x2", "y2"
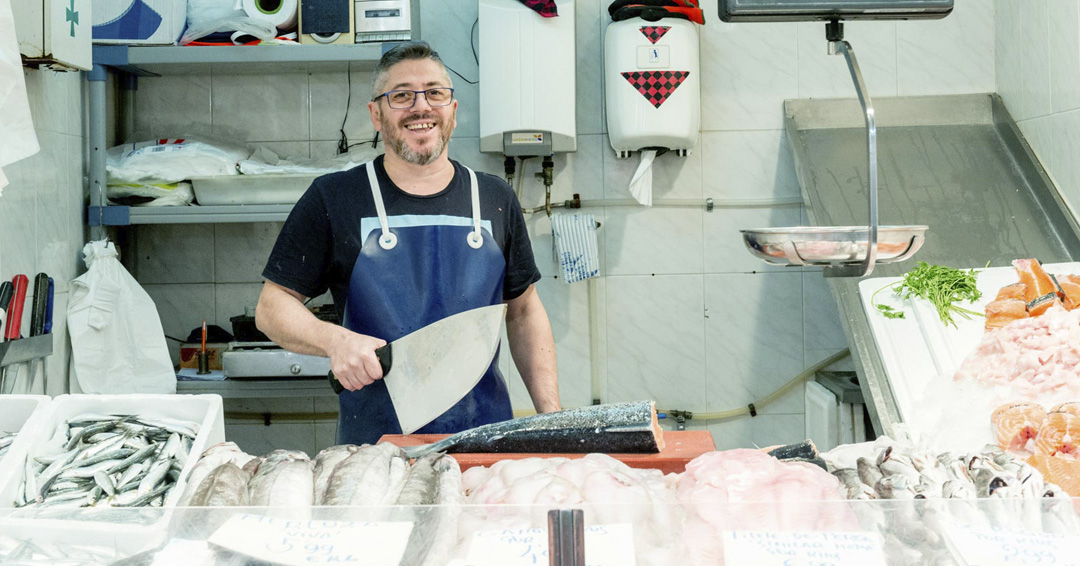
[{"x1": 328, "y1": 304, "x2": 507, "y2": 434}]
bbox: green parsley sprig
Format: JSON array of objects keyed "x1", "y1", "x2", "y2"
[{"x1": 872, "y1": 261, "x2": 984, "y2": 327}]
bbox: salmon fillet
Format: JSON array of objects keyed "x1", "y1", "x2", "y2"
[
  {"x1": 1013, "y1": 258, "x2": 1057, "y2": 303},
  {"x1": 1027, "y1": 292, "x2": 1063, "y2": 317},
  {"x1": 1058, "y1": 278, "x2": 1080, "y2": 310},
  {"x1": 984, "y1": 298, "x2": 1028, "y2": 330},
  {"x1": 994, "y1": 282, "x2": 1028, "y2": 301}
]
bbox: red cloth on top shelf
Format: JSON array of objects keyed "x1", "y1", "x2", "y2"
[{"x1": 519, "y1": 0, "x2": 559, "y2": 17}]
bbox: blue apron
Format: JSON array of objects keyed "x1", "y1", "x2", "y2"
[{"x1": 337, "y1": 161, "x2": 514, "y2": 445}]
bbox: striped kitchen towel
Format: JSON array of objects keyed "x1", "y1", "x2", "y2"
[{"x1": 551, "y1": 213, "x2": 600, "y2": 283}]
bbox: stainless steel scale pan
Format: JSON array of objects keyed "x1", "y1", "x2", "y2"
[{"x1": 722, "y1": 0, "x2": 951, "y2": 277}]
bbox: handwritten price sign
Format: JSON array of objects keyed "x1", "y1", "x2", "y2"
[
  {"x1": 465, "y1": 524, "x2": 635, "y2": 566},
  {"x1": 947, "y1": 528, "x2": 1080, "y2": 566},
  {"x1": 207, "y1": 514, "x2": 413, "y2": 566},
  {"x1": 723, "y1": 531, "x2": 887, "y2": 566}
]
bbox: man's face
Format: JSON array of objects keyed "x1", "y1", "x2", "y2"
[{"x1": 368, "y1": 59, "x2": 457, "y2": 166}]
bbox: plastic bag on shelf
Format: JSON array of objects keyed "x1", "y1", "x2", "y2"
[
  {"x1": 238, "y1": 145, "x2": 380, "y2": 175},
  {"x1": 179, "y1": 16, "x2": 279, "y2": 45},
  {"x1": 186, "y1": 0, "x2": 245, "y2": 30},
  {"x1": 107, "y1": 181, "x2": 195, "y2": 206},
  {"x1": 67, "y1": 241, "x2": 177, "y2": 394},
  {"x1": 106, "y1": 137, "x2": 252, "y2": 184}
]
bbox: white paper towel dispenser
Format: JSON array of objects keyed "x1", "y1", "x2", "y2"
[{"x1": 604, "y1": 13, "x2": 700, "y2": 159}]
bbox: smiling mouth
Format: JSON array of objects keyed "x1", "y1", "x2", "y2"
[{"x1": 405, "y1": 123, "x2": 435, "y2": 132}]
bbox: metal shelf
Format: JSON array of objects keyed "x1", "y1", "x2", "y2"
[
  {"x1": 93, "y1": 43, "x2": 387, "y2": 76},
  {"x1": 88, "y1": 204, "x2": 295, "y2": 226}
]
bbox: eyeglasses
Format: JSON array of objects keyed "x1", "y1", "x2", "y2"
[{"x1": 373, "y1": 88, "x2": 455, "y2": 109}]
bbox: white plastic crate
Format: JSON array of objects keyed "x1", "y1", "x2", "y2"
[
  {"x1": 0, "y1": 395, "x2": 52, "y2": 485},
  {"x1": 0, "y1": 394, "x2": 225, "y2": 555}
]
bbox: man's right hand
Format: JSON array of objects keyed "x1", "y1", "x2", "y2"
[{"x1": 327, "y1": 328, "x2": 388, "y2": 391}]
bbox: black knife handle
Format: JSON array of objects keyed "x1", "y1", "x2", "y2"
[
  {"x1": 0, "y1": 281, "x2": 12, "y2": 312},
  {"x1": 327, "y1": 343, "x2": 393, "y2": 395},
  {"x1": 30, "y1": 273, "x2": 48, "y2": 337},
  {"x1": 375, "y1": 343, "x2": 392, "y2": 377}
]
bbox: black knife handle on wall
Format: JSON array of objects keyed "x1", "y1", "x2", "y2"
[
  {"x1": 30, "y1": 273, "x2": 49, "y2": 337},
  {"x1": 327, "y1": 343, "x2": 394, "y2": 395}
]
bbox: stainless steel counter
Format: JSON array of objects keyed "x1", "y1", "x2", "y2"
[{"x1": 784, "y1": 93, "x2": 1080, "y2": 437}]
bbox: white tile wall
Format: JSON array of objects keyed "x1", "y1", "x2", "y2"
[
  {"x1": 1049, "y1": 0, "x2": 1080, "y2": 114},
  {"x1": 112, "y1": 0, "x2": 1003, "y2": 453},
  {"x1": 0, "y1": 69, "x2": 85, "y2": 398},
  {"x1": 1000, "y1": 0, "x2": 1080, "y2": 234},
  {"x1": 704, "y1": 273, "x2": 804, "y2": 415},
  {"x1": 1020, "y1": 0, "x2": 1051, "y2": 120},
  {"x1": 897, "y1": 0, "x2": 995, "y2": 97}
]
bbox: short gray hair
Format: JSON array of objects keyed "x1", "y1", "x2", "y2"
[{"x1": 371, "y1": 41, "x2": 453, "y2": 96}]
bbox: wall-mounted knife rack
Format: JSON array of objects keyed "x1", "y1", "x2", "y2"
[
  {"x1": 0, "y1": 335, "x2": 53, "y2": 394},
  {"x1": 0, "y1": 335, "x2": 52, "y2": 368}
]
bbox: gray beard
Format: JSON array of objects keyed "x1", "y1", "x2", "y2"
[
  {"x1": 383, "y1": 114, "x2": 451, "y2": 166},
  {"x1": 389, "y1": 131, "x2": 445, "y2": 166}
]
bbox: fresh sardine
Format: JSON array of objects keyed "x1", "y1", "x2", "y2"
[
  {"x1": 16, "y1": 414, "x2": 197, "y2": 509},
  {"x1": 404, "y1": 401, "x2": 664, "y2": 459}
]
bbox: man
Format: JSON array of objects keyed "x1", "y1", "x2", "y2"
[{"x1": 256, "y1": 41, "x2": 561, "y2": 446}]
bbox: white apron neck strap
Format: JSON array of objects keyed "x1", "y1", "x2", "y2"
[
  {"x1": 366, "y1": 160, "x2": 397, "y2": 250},
  {"x1": 465, "y1": 166, "x2": 483, "y2": 249}
]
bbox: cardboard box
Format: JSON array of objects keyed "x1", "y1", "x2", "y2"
[
  {"x1": 179, "y1": 342, "x2": 227, "y2": 370},
  {"x1": 92, "y1": 0, "x2": 187, "y2": 45}
]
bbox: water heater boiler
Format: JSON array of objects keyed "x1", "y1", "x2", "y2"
[{"x1": 479, "y1": 0, "x2": 576, "y2": 156}]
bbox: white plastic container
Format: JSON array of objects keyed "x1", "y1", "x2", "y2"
[
  {"x1": 604, "y1": 17, "x2": 700, "y2": 157},
  {"x1": 0, "y1": 395, "x2": 52, "y2": 482},
  {"x1": 0, "y1": 394, "x2": 225, "y2": 555},
  {"x1": 191, "y1": 174, "x2": 318, "y2": 206}
]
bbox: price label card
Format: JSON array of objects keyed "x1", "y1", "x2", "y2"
[
  {"x1": 947, "y1": 527, "x2": 1080, "y2": 566},
  {"x1": 723, "y1": 531, "x2": 886, "y2": 566},
  {"x1": 207, "y1": 514, "x2": 413, "y2": 566},
  {"x1": 465, "y1": 524, "x2": 636, "y2": 566}
]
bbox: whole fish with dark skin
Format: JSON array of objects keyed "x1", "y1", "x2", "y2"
[{"x1": 404, "y1": 401, "x2": 664, "y2": 459}]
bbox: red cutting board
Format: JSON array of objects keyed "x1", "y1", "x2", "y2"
[{"x1": 378, "y1": 430, "x2": 716, "y2": 474}]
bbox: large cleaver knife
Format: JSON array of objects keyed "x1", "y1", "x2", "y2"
[{"x1": 328, "y1": 304, "x2": 506, "y2": 434}]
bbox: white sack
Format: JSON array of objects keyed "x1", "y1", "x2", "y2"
[
  {"x1": 68, "y1": 241, "x2": 176, "y2": 394},
  {"x1": 106, "y1": 138, "x2": 251, "y2": 184},
  {"x1": 0, "y1": 0, "x2": 40, "y2": 193}
]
